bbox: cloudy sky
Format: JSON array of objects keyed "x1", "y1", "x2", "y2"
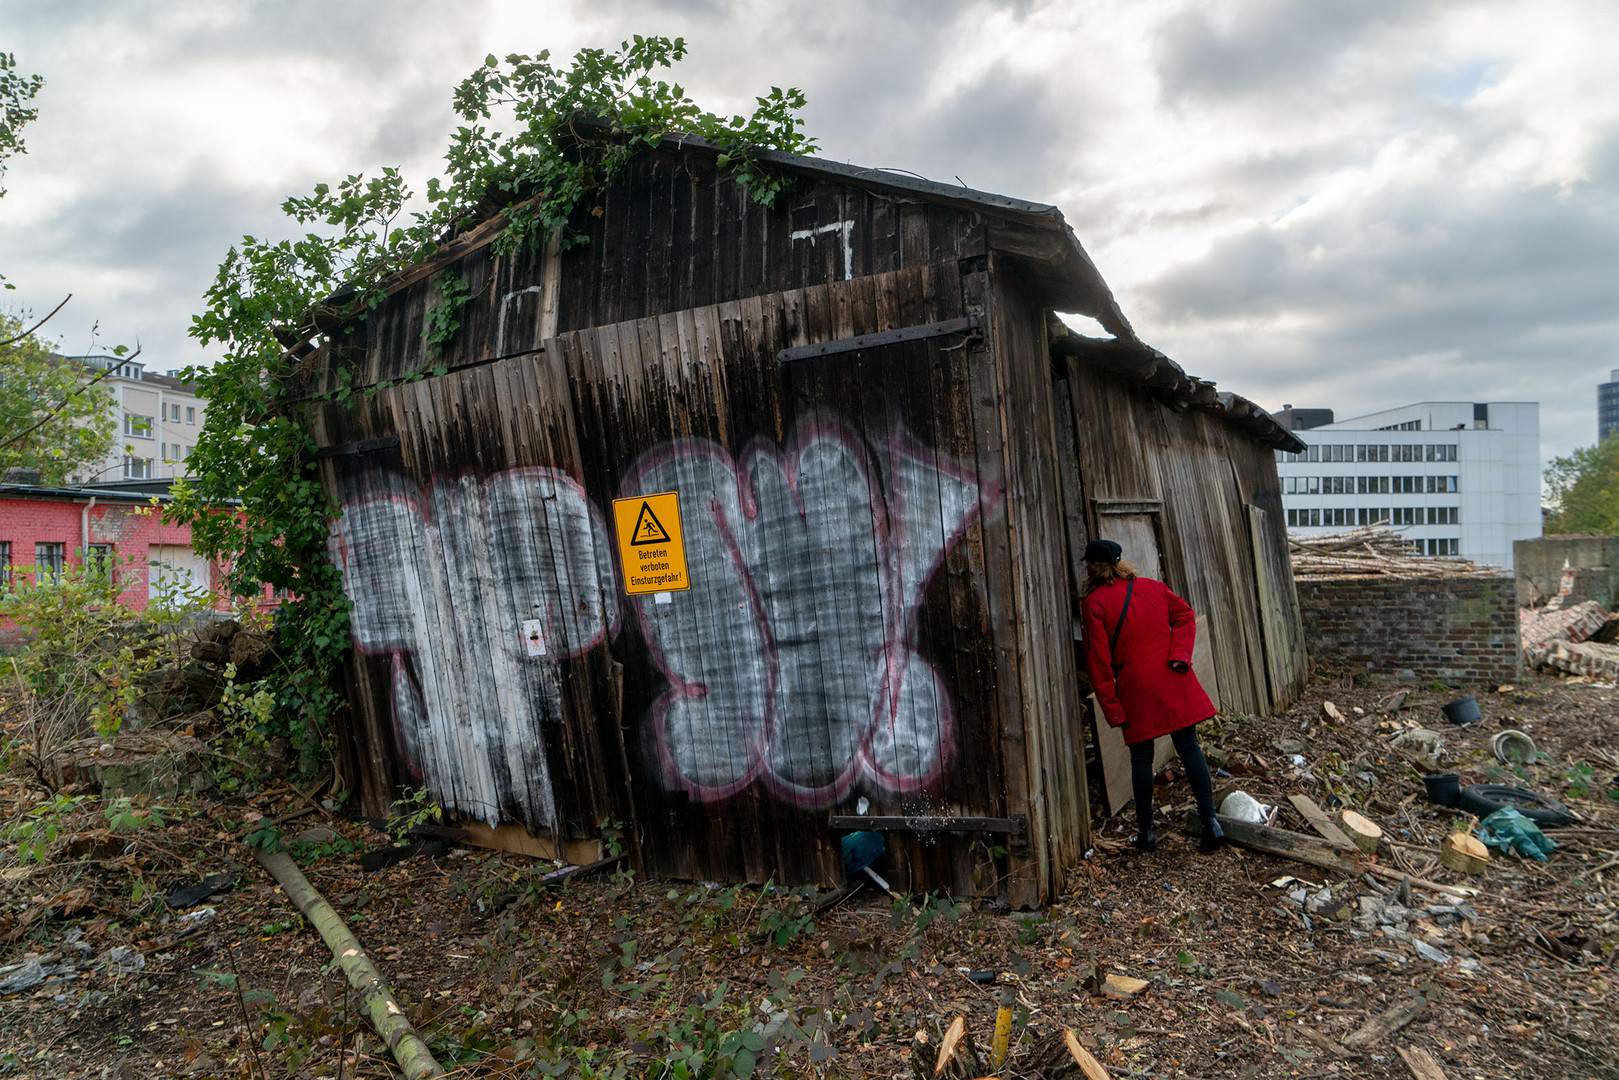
[{"x1": 2, "y1": 0, "x2": 1615, "y2": 466}]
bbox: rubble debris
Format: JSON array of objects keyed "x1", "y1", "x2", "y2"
[{"x1": 1521, "y1": 599, "x2": 1619, "y2": 679}]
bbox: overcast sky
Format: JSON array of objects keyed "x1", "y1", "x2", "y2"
[{"x1": 2, "y1": 0, "x2": 1615, "y2": 468}]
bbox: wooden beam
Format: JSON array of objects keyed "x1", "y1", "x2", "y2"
[
  {"x1": 1286, "y1": 795, "x2": 1360, "y2": 853},
  {"x1": 1182, "y1": 811, "x2": 1361, "y2": 876}
]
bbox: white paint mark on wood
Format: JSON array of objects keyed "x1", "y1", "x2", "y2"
[{"x1": 789, "y1": 220, "x2": 856, "y2": 280}]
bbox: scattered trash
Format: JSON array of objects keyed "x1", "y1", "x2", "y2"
[
  {"x1": 1218, "y1": 790, "x2": 1275, "y2": 825},
  {"x1": 1475, "y1": 808, "x2": 1558, "y2": 861},
  {"x1": 165, "y1": 873, "x2": 238, "y2": 910},
  {"x1": 1491, "y1": 729, "x2": 1538, "y2": 765},
  {"x1": 176, "y1": 906, "x2": 219, "y2": 931},
  {"x1": 1456, "y1": 783, "x2": 1573, "y2": 827},
  {"x1": 1378, "y1": 690, "x2": 1409, "y2": 713},
  {"x1": 1421, "y1": 773, "x2": 1461, "y2": 807},
  {"x1": 96, "y1": 946, "x2": 146, "y2": 975},
  {"x1": 1440, "y1": 695, "x2": 1482, "y2": 726},
  {"x1": 1389, "y1": 727, "x2": 1445, "y2": 768}
]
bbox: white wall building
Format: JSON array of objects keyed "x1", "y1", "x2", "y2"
[
  {"x1": 69, "y1": 356, "x2": 207, "y2": 484},
  {"x1": 1276, "y1": 401, "x2": 1540, "y2": 570}
]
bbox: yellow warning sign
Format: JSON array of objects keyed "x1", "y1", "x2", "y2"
[{"x1": 612, "y1": 490, "x2": 690, "y2": 595}]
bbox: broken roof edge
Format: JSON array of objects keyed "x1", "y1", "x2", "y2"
[{"x1": 1047, "y1": 315, "x2": 1305, "y2": 454}]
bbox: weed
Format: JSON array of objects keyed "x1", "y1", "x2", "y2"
[{"x1": 4, "y1": 792, "x2": 91, "y2": 863}]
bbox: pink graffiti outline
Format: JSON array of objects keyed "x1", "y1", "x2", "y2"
[{"x1": 623, "y1": 421, "x2": 1000, "y2": 807}]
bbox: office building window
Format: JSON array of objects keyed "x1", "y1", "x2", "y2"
[
  {"x1": 1357, "y1": 476, "x2": 1390, "y2": 494},
  {"x1": 1356, "y1": 444, "x2": 1390, "y2": 462},
  {"x1": 1426, "y1": 538, "x2": 1460, "y2": 556},
  {"x1": 1391, "y1": 445, "x2": 1421, "y2": 461},
  {"x1": 1356, "y1": 508, "x2": 1392, "y2": 526},
  {"x1": 123, "y1": 413, "x2": 153, "y2": 438},
  {"x1": 1323, "y1": 508, "x2": 1355, "y2": 527},
  {"x1": 1320, "y1": 476, "x2": 1355, "y2": 494},
  {"x1": 1425, "y1": 444, "x2": 1458, "y2": 462},
  {"x1": 1390, "y1": 507, "x2": 1420, "y2": 526},
  {"x1": 1285, "y1": 476, "x2": 1320, "y2": 495},
  {"x1": 1426, "y1": 475, "x2": 1459, "y2": 493},
  {"x1": 1427, "y1": 507, "x2": 1459, "y2": 525},
  {"x1": 35, "y1": 542, "x2": 65, "y2": 583},
  {"x1": 185, "y1": 406, "x2": 195, "y2": 424},
  {"x1": 123, "y1": 456, "x2": 154, "y2": 480},
  {"x1": 1287, "y1": 509, "x2": 1325, "y2": 527},
  {"x1": 1391, "y1": 476, "x2": 1421, "y2": 494}
]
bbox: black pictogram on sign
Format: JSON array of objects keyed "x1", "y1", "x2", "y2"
[{"x1": 630, "y1": 501, "x2": 672, "y2": 546}]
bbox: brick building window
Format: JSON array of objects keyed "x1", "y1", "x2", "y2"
[
  {"x1": 35, "y1": 542, "x2": 65, "y2": 583},
  {"x1": 85, "y1": 543, "x2": 115, "y2": 584}
]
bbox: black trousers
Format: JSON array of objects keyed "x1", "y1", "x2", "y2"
[{"x1": 1130, "y1": 724, "x2": 1217, "y2": 834}]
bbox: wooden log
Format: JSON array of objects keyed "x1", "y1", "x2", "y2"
[
  {"x1": 1364, "y1": 862, "x2": 1479, "y2": 899},
  {"x1": 1343, "y1": 996, "x2": 1426, "y2": 1051},
  {"x1": 1438, "y1": 833, "x2": 1489, "y2": 874},
  {"x1": 1183, "y1": 811, "x2": 1361, "y2": 876},
  {"x1": 1398, "y1": 1045, "x2": 1451, "y2": 1080},
  {"x1": 1027, "y1": 1028, "x2": 1110, "y2": 1080},
  {"x1": 1286, "y1": 795, "x2": 1360, "y2": 852},
  {"x1": 1339, "y1": 810, "x2": 1384, "y2": 854},
  {"x1": 1321, "y1": 701, "x2": 1345, "y2": 724},
  {"x1": 254, "y1": 849, "x2": 445, "y2": 1080}
]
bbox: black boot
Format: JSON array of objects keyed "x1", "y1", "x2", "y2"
[
  {"x1": 1132, "y1": 823, "x2": 1157, "y2": 852},
  {"x1": 1198, "y1": 816, "x2": 1224, "y2": 854}
]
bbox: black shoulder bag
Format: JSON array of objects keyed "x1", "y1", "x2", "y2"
[{"x1": 1108, "y1": 578, "x2": 1134, "y2": 675}]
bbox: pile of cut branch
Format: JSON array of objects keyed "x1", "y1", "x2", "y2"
[{"x1": 1290, "y1": 527, "x2": 1505, "y2": 580}]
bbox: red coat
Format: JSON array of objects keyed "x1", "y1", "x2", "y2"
[{"x1": 1082, "y1": 576, "x2": 1216, "y2": 745}]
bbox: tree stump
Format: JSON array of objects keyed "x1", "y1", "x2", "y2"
[
  {"x1": 1339, "y1": 810, "x2": 1384, "y2": 854},
  {"x1": 909, "y1": 1016, "x2": 983, "y2": 1079},
  {"x1": 1439, "y1": 832, "x2": 1489, "y2": 874},
  {"x1": 1026, "y1": 1029, "x2": 1110, "y2": 1079}
]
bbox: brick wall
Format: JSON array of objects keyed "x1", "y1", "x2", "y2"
[{"x1": 1296, "y1": 575, "x2": 1521, "y2": 684}]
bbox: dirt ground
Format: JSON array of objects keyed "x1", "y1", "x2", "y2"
[{"x1": 2, "y1": 671, "x2": 1616, "y2": 1079}]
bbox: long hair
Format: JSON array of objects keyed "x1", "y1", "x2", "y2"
[{"x1": 1084, "y1": 559, "x2": 1138, "y2": 595}]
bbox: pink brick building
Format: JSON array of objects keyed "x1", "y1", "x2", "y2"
[{"x1": 0, "y1": 478, "x2": 218, "y2": 612}]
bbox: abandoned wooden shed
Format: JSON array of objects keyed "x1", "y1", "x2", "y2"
[{"x1": 298, "y1": 131, "x2": 1309, "y2": 906}]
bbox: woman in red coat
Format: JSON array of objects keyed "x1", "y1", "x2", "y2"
[{"x1": 1081, "y1": 539, "x2": 1224, "y2": 853}]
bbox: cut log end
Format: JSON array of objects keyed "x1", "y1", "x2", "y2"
[
  {"x1": 1027, "y1": 1029, "x2": 1110, "y2": 1080},
  {"x1": 929, "y1": 1015, "x2": 983, "y2": 1079},
  {"x1": 1339, "y1": 810, "x2": 1384, "y2": 854},
  {"x1": 1439, "y1": 832, "x2": 1489, "y2": 874}
]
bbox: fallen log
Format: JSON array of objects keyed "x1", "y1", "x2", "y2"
[
  {"x1": 1364, "y1": 862, "x2": 1479, "y2": 898},
  {"x1": 1027, "y1": 1028, "x2": 1109, "y2": 1079},
  {"x1": 1183, "y1": 811, "x2": 1361, "y2": 876},
  {"x1": 254, "y1": 849, "x2": 445, "y2": 1080},
  {"x1": 1343, "y1": 996, "x2": 1426, "y2": 1051}
]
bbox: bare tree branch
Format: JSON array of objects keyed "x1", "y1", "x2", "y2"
[
  {"x1": 0, "y1": 342, "x2": 140, "y2": 455},
  {"x1": 0, "y1": 294, "x2": 71, "y2": 348}
]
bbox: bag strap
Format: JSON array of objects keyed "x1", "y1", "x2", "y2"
[{"x1": 1108, "y1": 578, "x2": 1135, "y2": 663}]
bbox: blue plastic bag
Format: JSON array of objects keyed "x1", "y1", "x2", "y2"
[{"x1": 1475, "y1": 807, "x2": 1557, "y2": 861}]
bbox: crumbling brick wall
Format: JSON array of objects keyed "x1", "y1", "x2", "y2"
[{"x1": 1296, "y1": 575, "x2": 1521, "y2": 683}]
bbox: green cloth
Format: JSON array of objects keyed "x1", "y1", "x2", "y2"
[{"x1": 1475, "y1": 807, "x2": 1557, "y2": 861}]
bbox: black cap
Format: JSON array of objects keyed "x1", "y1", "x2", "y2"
[{"x1": 1083, "y1": 539, "x2": 1123, "y2": 564}]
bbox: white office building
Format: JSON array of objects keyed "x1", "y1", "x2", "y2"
[
  {"x1": 1275, "y1": 401, "x2": 1540, "y2": 570},
  {"x1": 69, "y1": 356, "x2": 207, "y2": 484}
]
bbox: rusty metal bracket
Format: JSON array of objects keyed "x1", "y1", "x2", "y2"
[{"x1": 777, "y1": 315, "x2": 980, "y2": 363}]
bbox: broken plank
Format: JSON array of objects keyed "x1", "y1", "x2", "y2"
[
  {"x1": 1397, "y1": 1045, "x2": 1451, "y2": 1080},
  {"x1": 1183, "y1": 811, "x2": 1361, "y2": 876},
  {"x1": 1364, "y1": 862, "x2": 1480, "y2": 899},
  {"x1": 1287, "y1": 794, "x2": 1360, "y2": 852},
  {"x1": 1343, "y1": 996, "x2": 1426, "y2": 1051}
]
